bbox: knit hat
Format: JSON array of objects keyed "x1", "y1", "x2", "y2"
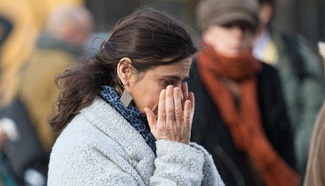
[{"x1": 196, "y1": 0, "x2": 260, "y2": 31}]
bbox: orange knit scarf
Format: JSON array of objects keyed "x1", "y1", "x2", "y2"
[{"x1": 197, "y1": 45, "x2": 300, "y2": 186}]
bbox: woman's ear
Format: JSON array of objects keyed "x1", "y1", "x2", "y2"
[{"x1": 117, "y1": 57, "x2": 133, "y2": 86}]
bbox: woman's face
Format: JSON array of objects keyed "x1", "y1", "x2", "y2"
[
  {"x1": 203, "y1": 21, "x2": 255, "y2": 57},
  {"x1": 127, "y1": 57, "x2": 192, "y2": 115}
]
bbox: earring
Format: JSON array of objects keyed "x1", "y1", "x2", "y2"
[{"x1": 120, "y1": 89, "x2": 133, "y2": 107}]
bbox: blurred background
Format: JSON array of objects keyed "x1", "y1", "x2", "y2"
[
  {"x1": 85, "y1": 0, "x2": 325, "y2": 46},
  {"x1": 1, "y1": 0, "x2": 324, "y2": 68}
]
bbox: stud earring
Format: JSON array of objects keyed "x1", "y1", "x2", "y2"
[{"x1": 120, "y1": 89, "x2": 133, "y2": 107}]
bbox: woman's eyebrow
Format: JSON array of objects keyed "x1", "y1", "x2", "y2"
[{"x1": 162, "y1": 75, "x2": 189, "y2": 81}]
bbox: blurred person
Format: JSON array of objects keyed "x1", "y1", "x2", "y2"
[
  {"x1": 0, "y1": 0, "x2": 39, "y2": 109},
  {"x1": 253, "y1": 0, "x2": 325, "y2": 178},
  {"x1": 0, "y1": 11, "x2": 20, "y2": 186},
  {"x1": 0, "y1": 5, "x2": 93, "y2": 186},
  {"x1": 47, "y1": 7, "x2": 224, "y2": 185},
  {"x1": 0, "y1": 0, "x2": 85, "y2": 108},
  {"x1": 189, "y1": 0, "x2": 300, "y2": 185},
  {"x1": 0, "y1": 16, "x2": 14, "y2": 152},
  {"x1": 19, "y1": 4, "x2": 93, "y2": 155},
  {"x1": 303, "y1": 42, "x2": 325, "y2": 186}
]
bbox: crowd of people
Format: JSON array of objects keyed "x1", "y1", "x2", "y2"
[{"x1": 0, "y1": 0, "x2": 324, "y2": 185}]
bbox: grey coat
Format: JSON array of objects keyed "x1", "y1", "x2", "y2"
[{"x1": 48, "y1": 98, "x2": 224, "y2": 186}]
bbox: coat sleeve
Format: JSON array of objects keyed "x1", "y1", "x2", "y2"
[{"x1": 151, "y1": 140, "x2": 224, "y2": 186}]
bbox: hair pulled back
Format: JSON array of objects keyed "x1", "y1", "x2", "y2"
[{"x1": 50, "y1": 7, "x2": 197, "y2": 133}]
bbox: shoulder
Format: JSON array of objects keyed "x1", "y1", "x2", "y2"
[
  {"x1": 49, "y1": 99, "x2": 121, "y2": 155},
  {"x1": 258, "y1": 61, "x2": 280, "y2": 81},
  {"x1": 50, "y1": 98, "x2": 155, "y2": 162},
  {"x1": 260, "y1": 61, "x2": 277, "y2": 72},
  {"x1": 48, "y1": 102, "x2": 128, "y2": 184},
  {"x1": 256, "y1": 62, "x2": 284, "y2": 101}
]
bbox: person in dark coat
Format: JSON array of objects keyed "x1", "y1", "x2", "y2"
[{"x1": 189, "y1": 0, "x2": 300, "y2": 185}]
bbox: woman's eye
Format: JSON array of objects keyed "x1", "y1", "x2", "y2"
[
  {"x1": 165, "y1": 80, "x2": 173, "y2": 85},
  {"x1": 160, "y1": 79, "x2": 181, "y2": 87}
]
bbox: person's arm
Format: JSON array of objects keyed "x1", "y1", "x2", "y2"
[{"x1": 151, "y1": 140, "x2": 224, "y2": 185}]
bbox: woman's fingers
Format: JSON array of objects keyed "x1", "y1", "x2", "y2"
[
  {"x1": 157, "y1": 88, "x2": 166, "y2": 124},
  {"x1": 189, "y1": 92, "x2": 195, "y2": 113},
  {"x1": 181, "y1": 82, "x2": 189, "y2": 101},
  {"x1": 146, "y1": 85, "x2": 194, "y2": 144},
  {"x1": 173, "y1": 87, "x2": 183, "y2": 126},
  {"x1": 165, "y1": 85, "x2": 175, "y2": 124},
  {"x1": 183, "y1": 92, "x2": 195, "y2": 132}
]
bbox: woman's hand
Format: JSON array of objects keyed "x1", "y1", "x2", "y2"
[{"x1": 145, "y1": 82, "x2": 195, "y2": 144}]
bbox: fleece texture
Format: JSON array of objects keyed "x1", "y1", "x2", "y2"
[{"x1": 48, "y1": 98, "x2": 224, "y2": 186}]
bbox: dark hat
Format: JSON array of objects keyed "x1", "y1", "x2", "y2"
[{"x1": 196, "y1": 0, "x2": 260, "y2": 31}]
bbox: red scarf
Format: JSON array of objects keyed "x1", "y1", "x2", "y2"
[{"x1": 197, "y1": 44, "x2": 300, "y2": 186}]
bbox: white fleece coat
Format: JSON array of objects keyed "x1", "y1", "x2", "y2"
[{"x1": 48, "y1": 98, "x2": 224, "y2": 185}]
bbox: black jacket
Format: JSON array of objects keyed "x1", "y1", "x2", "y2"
[{"x1": 188, "y1": 61, "x2": 296, "y2": 186}]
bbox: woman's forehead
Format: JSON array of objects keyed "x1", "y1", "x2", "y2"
[{"x1": 148, "y1": 58, "x2": 192, "y2": 77}]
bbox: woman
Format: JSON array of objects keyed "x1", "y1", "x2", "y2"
[
  {"x1": 188, "y1": 0, "x2": 300, "y2": 185},
  {"x1": 47, "y1": 7, "x2": 224, "y2": 185}
]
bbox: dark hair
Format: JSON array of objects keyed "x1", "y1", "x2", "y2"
[{"x1": 50, "y1": 7, "x2": 197, "y2": 133}]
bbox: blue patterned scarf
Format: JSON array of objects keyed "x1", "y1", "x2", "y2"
[{"x1": 99, "y1": 86, "x2": 156, "y2": 153}]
